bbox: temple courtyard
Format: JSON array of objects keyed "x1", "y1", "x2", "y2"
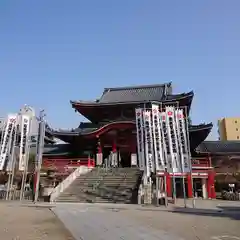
[{"x1": 0, "y1": 200, "x2": 240, "y2": 240}]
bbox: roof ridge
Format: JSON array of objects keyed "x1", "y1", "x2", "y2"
[{"x1": 103, "y1": 82, "x2": 172, "y2": 92}]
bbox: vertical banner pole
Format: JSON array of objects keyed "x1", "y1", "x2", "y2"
[
  {"x1": 164, "y1": 170, "x2": 168, "y2": 207},
  {"x1": 175, "y1": 107, "x2": 187, "y2": 208},
  {"x1": 159, "y1": 106, "x2": 169, "y2": 207},
  {"x1": 34, "y1": 110, "x2": 45, "y2": 203},
  {"x1": 181, "y1": 108, "x2": 187, "y2": 208},
  {"x1": 20, "y1": 115, "x2": 32, "y2": 201},
  {"x1": 172, "y1": 174, "x2": 176, "y2": 203},
  {"x1": 185, "y1": 106, "x2": 195, "y2": 208}
]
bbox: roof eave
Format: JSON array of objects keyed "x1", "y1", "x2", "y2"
[
  {"x1": 190, "y1": 123, "x2": 213, "y2": 132},
  {"x1": 196, "y1": 151, "x2": 240, "y2": 155},
  {"x1": 70, "y1": 91, "x2": 194, "y2": 107},
  {"x1": 102, "y1": 82, "x2": 172, "y2": 92}
]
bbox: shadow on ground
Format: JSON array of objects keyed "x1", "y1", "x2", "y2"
[{"x1": 170, "y1": 206, "x2": 240, "y2": 221}]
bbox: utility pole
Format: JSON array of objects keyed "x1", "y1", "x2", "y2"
[{"x1": 34, "y1": 110, "x2": 45, "y2": 203}]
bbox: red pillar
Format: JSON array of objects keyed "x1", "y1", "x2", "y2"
[
  {"x1": 207, "y1": 171, "x2": 216, "y2": 199},
  {"x1": 211, "y1": 171, "x2": 216, "y2": 199},
  {"x1": 87, "y1": 155, "x2": 91, "y2": 167},
  {"x1": 187, "y1": 173, "x2": 193, "y2": 198},
  {"x1": 166, "y1": 172, "x2": 172, "y2": 197},
  {"x1": 112, "y1": 140, "x2": 117, "y2": 153}
]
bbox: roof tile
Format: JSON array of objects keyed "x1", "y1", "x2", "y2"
[
  {"x1": 99, "y1": 83, "x2": 172, "y2": 103},
  {"x1": 197, "y1": 141, "x2": 240, "y2": 153}
]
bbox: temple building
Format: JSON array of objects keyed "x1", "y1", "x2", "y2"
[{"x1": 44, "y1": 82, "x2": 218, "y2": 199}]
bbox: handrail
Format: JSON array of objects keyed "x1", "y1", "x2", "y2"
[{"x1": 50, "y1": 166, "x2": 93, "y2": 202}]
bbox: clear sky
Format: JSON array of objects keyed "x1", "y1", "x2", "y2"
[{"x1": 0, "y1": 0, "x2": 239, "y2": 140}]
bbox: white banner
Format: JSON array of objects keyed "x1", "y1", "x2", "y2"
[
  {"x1": 159, "y1": 111, "x2": 168, "y2": 167},
  {"x1": 143, "y1": 110, "x2": 154, "y2": 176},
  {"x1": 6, "y1": 118, "x2": 18, "y2": 171},
  {"x1": 160, "y1": 111, "x2": 173, "y2": 171},
  {"x1": 151, "y1": 104, "x2": 165, "y2": 171},
  {"x1": 19, "y1": 115, "x2": 31, "y2": 171},
  {"x1": 135, "y1": 108, "x2": 145, "y2": 170},
  {"x1": 0, "y1": 114, "x2": 17, "y2": 170},
  {"x1": 175, "y1": 109, "x2": 191, "y2": 173},
  {"x1": 165, "y1": 107, "x2": 181, "y2": 173}
]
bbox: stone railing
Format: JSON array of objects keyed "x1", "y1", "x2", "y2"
[{"x1": 50, "y1": 166, "x2": 93, "y2": 202}]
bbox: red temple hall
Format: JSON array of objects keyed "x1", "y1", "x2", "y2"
[{"x1": 45, "y1": 82, "x2": 216, "y2": 199}]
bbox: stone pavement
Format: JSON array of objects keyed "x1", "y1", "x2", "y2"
[
  {"x1": 52, "y1": 205, "x2": 183, "y2": 240},
  {"x1": 0, "y1": 202, "x2": 74, "y2": 240},
  {"x1": 52, "y1": 202, "x2": 240, "y2": 240}
]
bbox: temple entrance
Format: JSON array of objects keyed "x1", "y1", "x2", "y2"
[
  {"x1": 120, "y1": 151, "x2": 131, "y2": 168},
  {"x1": 175, "y1": 177, "x2": 188, "y2": 198},
  {"x1": 193, "y1": 178, "x2": 203, "y2": 198}
]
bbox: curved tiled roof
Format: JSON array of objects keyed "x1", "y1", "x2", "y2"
[
  {"x1": 70, "y1": 82, "x2": 196, "y2": 106},
  {"x1": 70, "y1": 91, "x2": 193, "y2": 107},
  {"x1": 197, "y1": 141, "x2": 240, "y2": 154},
  {"x1": 51, "y1": 121, "x2": 135, "y2": 137},
  {"x1": 98, "y1": 83, "x2": 172, "y2": 103},
  {"x1": 49, "y1": 121, "x2": 212, "y2": 149}
]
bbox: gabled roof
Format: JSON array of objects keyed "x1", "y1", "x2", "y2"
[
  {"x1": 98, "y1": 82, "x2": 172, "y2": 103},
  {"x1": 197, "y1": 141, "x2": 240, "y2": 154}
]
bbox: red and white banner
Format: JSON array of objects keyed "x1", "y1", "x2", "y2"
[
  {"x1": 165, "y1": 106, "x2": 181, "y2": 173},
  {"x1": 175, "y1": 109, "x2": 191, "y2": 173},
  {"x1": 151, "y1": 104, "x2": 165, "y2": 171},
  {"x1": 0, "y1": 114, "x2": 17, "y2": 170},
  {"x1": 135, "y1": 105, "x2": 192, "y2": 175},
  {"x1": 135, "y1": 108, "x2": 145, "y2": 170},
  {"x1": 143, "y1": 110, "x2": 154, "y2": 176},
  {"x1": 19, "y1": 115, "x2": 31, "y2": 171}
]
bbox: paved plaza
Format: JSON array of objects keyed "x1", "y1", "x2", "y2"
[
  {"x1": 52, "y1": 200, "x2": 240, "y2": 240},
  {"x1": 0, "y1": 200, "x2": 240, "y2": 240},
  {"x1": 0, "y1": 202, "x2": 74, "y2": 240}
]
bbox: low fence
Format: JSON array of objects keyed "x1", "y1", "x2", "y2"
[{"x1": 0, "y1": 188, "x2": 32, "y2": 201}]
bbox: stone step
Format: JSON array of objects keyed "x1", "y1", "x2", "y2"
[{"x1": 55, "y1": 167, "x2": 143, "y2": 204}]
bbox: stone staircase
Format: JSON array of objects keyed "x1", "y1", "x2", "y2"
[{"x1": 56, "y1": 167, "x2": 142, "y2": 203}]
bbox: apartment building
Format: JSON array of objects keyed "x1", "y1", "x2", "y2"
[{"x1": 218, "y1": 117, "x2": 240, "y2": 140}]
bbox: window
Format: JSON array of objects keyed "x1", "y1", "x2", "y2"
[
  {"x1": 235, "y1": 120, "x2": 238, "y2": 124},
  {"x1": 236, "y1": 128, "x2": 239, "y2": 131},
  {"x1": 237, "y1": 136, "x2": 239, "y2": 140}
]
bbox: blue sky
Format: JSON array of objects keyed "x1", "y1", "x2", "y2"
[{"x1": 0, "y1": 0, "x2": 239, "y2": 140}]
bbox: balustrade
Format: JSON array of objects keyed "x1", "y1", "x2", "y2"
[{"x1": 192, "y1": 158, "x2": 211, "y2": 168}]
